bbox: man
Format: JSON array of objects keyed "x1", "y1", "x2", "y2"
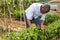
[{"x1": 25, "y1": 3, "x2": 50, "y2": 30}]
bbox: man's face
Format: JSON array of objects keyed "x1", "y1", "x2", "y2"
[{"x1": 40, "y1": 6, "x2": 49, "y2": 14}]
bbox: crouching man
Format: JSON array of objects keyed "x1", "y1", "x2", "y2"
[{"x1": 25, "y1": 3, "x2": 50, "y2": 30}]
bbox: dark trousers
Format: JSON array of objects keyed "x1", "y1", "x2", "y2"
[{"x1": 25, "y1": 15, "x2": 41, "y2": 28}]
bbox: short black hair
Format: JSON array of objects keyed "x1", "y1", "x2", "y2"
[
  {"x1": 42, "y1": 4, "x2": 50, "y2": 12},
  {"x1": 44, "y1": 4, "x2": 50, "y2": 12}
]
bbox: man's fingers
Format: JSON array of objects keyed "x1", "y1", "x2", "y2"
[{"x1": 41, "y1": 27, "x2": 45, "y2": 30}]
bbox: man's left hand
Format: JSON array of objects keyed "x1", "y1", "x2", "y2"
[{"x1": 41, "y1": 25, "x2": 45, "y2": 30}]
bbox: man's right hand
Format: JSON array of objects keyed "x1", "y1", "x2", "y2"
[
  {"x1": 27, "y1": 19, "x2": 31, "y2": 26},
  {"x1": 40, "y1": 20, "x2": 45, "y2": 30}
]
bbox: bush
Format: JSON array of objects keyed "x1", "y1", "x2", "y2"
[
  {"x1": 45, "y1": 12, "x2": 60, "y2": 25},
  {"x1": 45, "y1": 20, "x2": 60, "y2": 40},
  {"x1": 12, "y1": 9, "x2": 20, "y2": 20},
  {"x1": 12, "y1": 9, "x2": 25, "y2": 21}
]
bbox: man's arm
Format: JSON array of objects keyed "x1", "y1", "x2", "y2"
[
  {"x1": 40, "y1": 14, "x2": 46, "y2": 30},
  {"x1": 27, "y1": 19, "x2": 31, "y2": 26},
  {"x1": 25, "y1": 3, "x2": 35, "y2": 27}
]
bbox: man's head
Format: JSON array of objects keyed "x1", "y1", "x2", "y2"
[{"x1": 40, "y1": 4, "x2": 50, "y2": 14}]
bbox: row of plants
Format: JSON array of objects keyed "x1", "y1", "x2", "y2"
[
  {"x1": 2, "y1": 13, "x2": 60, "y2": 40},
  {"x1": 2, "y1": 20, "x2": 60, "y2": 40}
]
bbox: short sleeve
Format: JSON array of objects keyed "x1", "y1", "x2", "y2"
[
  {"x1": 40, "y1": 14, "x2": 46, "y2": 21},
  {"x1": 26, "y1": 12, "x2": 33, "y2": 20},
  {"x1": 25, "y1": 3, "x2": 35, "y2": 20}
]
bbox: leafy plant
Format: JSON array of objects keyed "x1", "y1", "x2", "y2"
[
  {"x1": 12, "y1": 9, "x2": 20, "y2": 20},
  {"x1": 45, "y1": 12, "x2": 60, "y2": 25}
]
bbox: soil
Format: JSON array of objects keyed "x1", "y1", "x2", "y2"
[{"x1": 0, "y1": 18, "x2": 26, "y2": 29}]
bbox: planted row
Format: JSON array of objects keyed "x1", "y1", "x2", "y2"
[{"x1": 2, "y1": 20, "x2": 60, "y2": 40}]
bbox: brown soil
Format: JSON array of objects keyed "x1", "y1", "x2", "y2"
[{"x1": 0, "y1": 18, "x2": 26, "y2": 29}]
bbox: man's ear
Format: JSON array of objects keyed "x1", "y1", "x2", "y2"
[{"x1": 41, "y1": 5, "x2": 45, "y2": 7}]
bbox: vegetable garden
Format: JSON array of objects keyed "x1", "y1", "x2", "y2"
[
  {"x1": 0, "y1": 0, "x2": 60, "y2": 40},
  {"x1": 1, "y1": 12, "x2": 60, "y2": 40}
]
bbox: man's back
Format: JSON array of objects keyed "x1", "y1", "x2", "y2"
[{"x1": 25, "y1": 3, "x2": 43, "y2": 20}]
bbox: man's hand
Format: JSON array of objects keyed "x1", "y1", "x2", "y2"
[
  {"x1": 27, "y1": 19, "x2": 31, "y2": 26},
  {"x1": 40, "y1": 20, "x2": 45, "y2": 30},
  {"x1": 41, "y1": 25, "x2": 45, "y2": 30}
]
